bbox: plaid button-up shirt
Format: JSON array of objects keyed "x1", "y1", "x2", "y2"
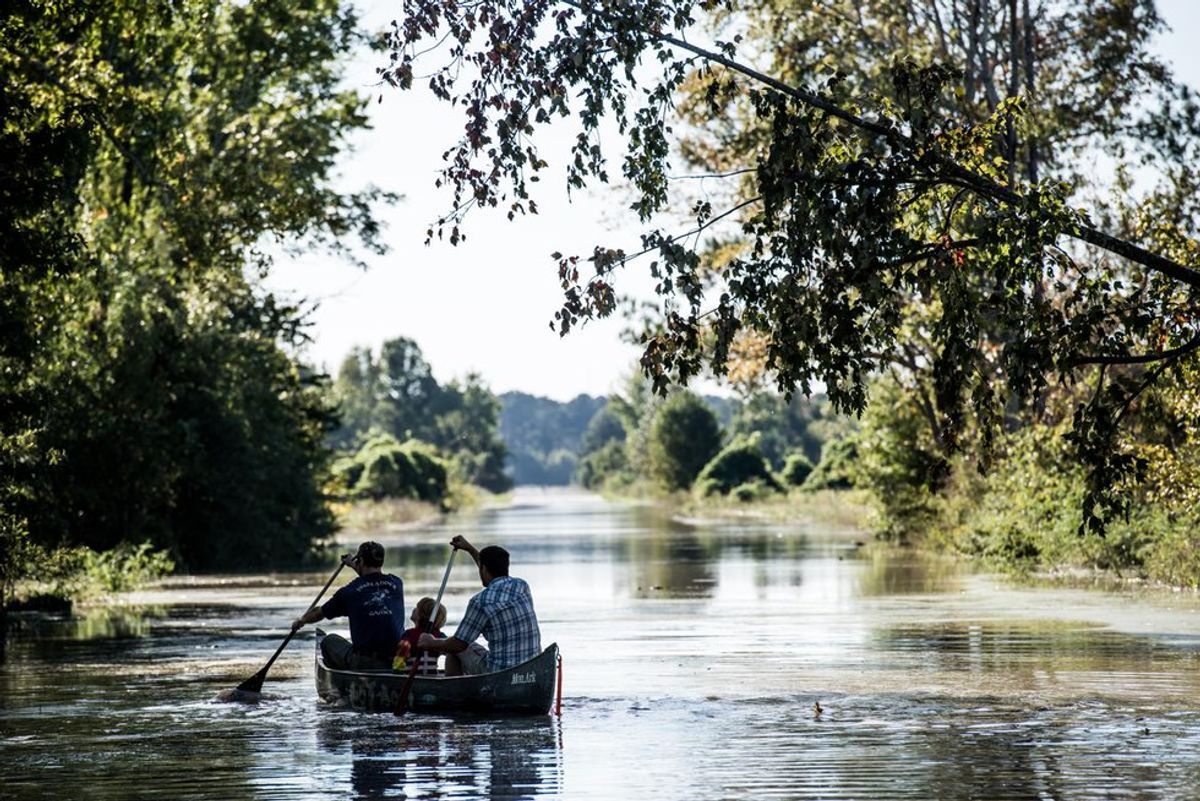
[{"x1": 453, "y1": 575, "x2": 541, "y2": 671}]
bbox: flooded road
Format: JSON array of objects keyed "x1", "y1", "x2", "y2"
[{"x1": 3, "y1": 489, "x2": 1200, "y2": 799}]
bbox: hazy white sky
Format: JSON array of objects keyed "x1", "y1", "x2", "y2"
[{"x1": 265, "y1": 1, "x2": 1200, "y2": 402}]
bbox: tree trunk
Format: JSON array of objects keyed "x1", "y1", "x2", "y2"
[
  {"x1": 1006, "y1": 0, "x2": 1020, "y2": 183},
  {"x1": 1023, "y1": 0, "x2": 1038, "y2": 184}
]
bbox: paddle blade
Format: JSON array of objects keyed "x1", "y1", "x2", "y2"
[
  {"x1": 235, "y1": 669, "x2": 267, "y2": 695},
  {"x1": 215, "y1": 687, "x2": 263, "y2": 704}
]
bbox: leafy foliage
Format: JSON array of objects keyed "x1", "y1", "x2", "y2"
[
  {"x1": 335, "y1": 433, "x2": 450, "y2": 504},
  {"x1": 576, "y1": 440, "x2": 632, "y2": 491},
  {"x1": 0, "y1": 0, "x2": 384, "y2": 581},
  {"x1": 729, "y1": 391, "x2": 854, "y2": 468},
  {"x1": 382, "y1": 0, "x2": 1200, "y2": 533},
  {"x1": 331, "y1": 338, "x2": 512, "y2": 492},
  {"x1": 804, "y1": 438, "x2": 860, "y2": 491}
]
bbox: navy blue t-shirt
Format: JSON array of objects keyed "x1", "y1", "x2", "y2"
[{"x1": 321, "y1": 573, "x2": 405, "y2": 656}]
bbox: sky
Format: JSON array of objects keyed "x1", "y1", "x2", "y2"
[{"x1": 264, "y1": 1, "x2": 1200, "y2": 402}]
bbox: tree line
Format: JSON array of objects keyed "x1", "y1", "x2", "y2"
[
  {"x1": 568, "y1": 372, "x2": 855, "y2": 498},
  {"x1": 327, "y1": 336, "x2": 511, "y2": 503},
  {"x1": 1, "y1": 0, "x2": 387, "y2": 614}
]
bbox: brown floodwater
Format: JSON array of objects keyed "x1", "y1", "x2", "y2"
[{"x1": 3, "y1": 488, "x2": 1199, "y2": 799}]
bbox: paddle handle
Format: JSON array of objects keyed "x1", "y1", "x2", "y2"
[
  {"x1": 260, "y1": 559, "x2": 346, "y2": 676},
  {"x1": 432, "y1": 546, "x2": 456, "y2": 614}
]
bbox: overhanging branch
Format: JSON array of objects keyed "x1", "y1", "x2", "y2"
[{"x1": 558, "y1": 0, "x2": 1200, "y2": 291}]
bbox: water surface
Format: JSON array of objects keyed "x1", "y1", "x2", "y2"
[{"x1": 4, "y1": 489, "x2": 1200, "y2": 799}]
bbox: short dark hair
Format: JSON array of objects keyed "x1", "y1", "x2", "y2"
[
  {"x1": 478, "y1": 545, "x2": 509, "y2": 577},
  {"x1": 356, "y1": 541, "x2": 385, "y2": 568}
]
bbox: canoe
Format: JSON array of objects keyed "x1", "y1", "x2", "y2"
[{"x1": 314, "y1": 629, "x2": 559, "y2": 715}]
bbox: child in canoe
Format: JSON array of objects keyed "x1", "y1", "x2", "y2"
[{"x1": 393, "y1": 597, "x2": 448, "y2": 675}]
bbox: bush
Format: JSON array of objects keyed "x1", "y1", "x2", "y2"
[
  {"x1": 781, "y1": 452, "x2": 814, "y2": 487},
  {"x1": 695, "y1": 437, "x2": 782, "y2": 497},
  {"x1": 732, "y1": 479, "x2": 777, "y2": 503},
  {"x1": 5, "y1": 540, "x2": 174, "y2": 606},
  {"x1": 345, "y1": 433, "x2": 449, "y2": 504},
  {"x1": 804, "y1": 437, "x2": 859, "y2": 490},
  {"x1": 576, "y1": 439, "x2": 631, "y2": 490},
  {"x1": 82, "y1": 542, "x2": 176, "y2": 594}
]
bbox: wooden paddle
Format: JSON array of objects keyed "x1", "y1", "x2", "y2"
[
  {"x1": 225, "y1": 557, "x2": 348, "y2": 699},
  {"x1": 393, "y1": 546, "x2": 457, "y2": 715}
]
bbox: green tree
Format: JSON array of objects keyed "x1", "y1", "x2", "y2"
[
  {"x1": 1, "y1": 0, "x2": 384, "y2": 576},
  {"x1": 382, "y1": 0, "x2": 1200, "y2": 531},
  {"x1": 438, "y1": 374, "x2": 512, "y2": 493},
  {"x1": 579, "y1": 403, "x2": 627, "y2": 455},
  {"x1": 729, "y1": 391, "x2": 849, "y2": 468},
  {"x1": 331, "y1": 339, "x2": 512, "y2": 491},
  {"x1": 647, "y1": 391, "x2": 723, "y2": 490},
  {"x1": 576, "y1": 440, "x2": 632, "y2": 490}
]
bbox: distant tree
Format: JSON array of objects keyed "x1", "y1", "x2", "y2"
[
  {"x1": 579, "y1": 403, "x2": 627, "y2": 455},
  {"x1": 576, "y1": 440, "x2": 631, "y2": 491},
  {"x1": 498, "y1": 391, "x2": 606, "y2": 485},
  {"x1": 730, "y1": 391, "x2": 849, "y2": 468},
  {"x1": 330, "y1": 348, "x2": 379, "y2": 450},
  {"x1": 331, "y1": 340, "x2": 511, "y2": 491},
  {"x1": 439, "y1": 374, "x2": 512, "y2": 493},
  {"x1": 648, "y1": 392, "x2": 723, "y2": 491},
  {"x1": 332, "y1": 338, "x2": 441, "y2": 446}
]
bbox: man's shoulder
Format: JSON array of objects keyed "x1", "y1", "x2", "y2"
[
  {"x1": 337, "y1": 575, "x2": 365, "y2": 592},
  {"x1": 487, "y1": 576, "x2": 532, "y2": 600},
  {"x1": 499, "y1": 576, "x2": 530, "y2": 593}
]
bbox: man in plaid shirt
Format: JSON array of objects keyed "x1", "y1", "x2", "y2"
[{"x1": 418, "y1": 535, "x2": 541, "y2": 675}]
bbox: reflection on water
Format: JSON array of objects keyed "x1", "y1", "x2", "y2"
[
  {"x1": 3, "y1": 487, "x2": 1200, "y2": 800},
  {"x1": 313, "y1": 715, "x2": 562, "y2": 800},
  {"x1": 854, "y1": 545, "x2": 962, "y2": 596}
]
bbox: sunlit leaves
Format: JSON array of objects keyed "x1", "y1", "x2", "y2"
[{"x1": 385, "y1": 0, "x2": 1200, "y2": 533}]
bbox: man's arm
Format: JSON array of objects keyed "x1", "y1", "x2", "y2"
[
  {"x1": 451, "y1": 535, "x2": 479, "y2": 566},
  {"x1": 292, "y1": 554, "x2": 357, "y2": 631},
  {"x1": 292, "y1": 606, "x2": 325, "y2": 632},
  {"x1": 417, "y1": 634, "x2": 469, "y2": 654}
]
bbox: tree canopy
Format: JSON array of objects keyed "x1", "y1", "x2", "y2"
[
  {"x1": 382, "y1": 0, "x2": 1200, "y2": 529},
  {"x1": 331, "y1": 337, "x2": 512, "y2": 492},
  {"x1": 1, "y1": 0, "x2": 384, "y2": 573}
]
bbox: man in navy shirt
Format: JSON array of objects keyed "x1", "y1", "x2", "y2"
[{"x1": 292, "y1": 541, "x2": 404, "y2": 670}]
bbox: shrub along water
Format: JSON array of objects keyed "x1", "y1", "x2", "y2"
[
  {"x1": 332, "y1": 434, "x2": 451, "y2": 506},
  {"x1": 850, "y1": 373, "x2": 1200, "y2": 589},
  {"x1": 694, "y1": 436, "x2": 782, "y2": 499}
]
